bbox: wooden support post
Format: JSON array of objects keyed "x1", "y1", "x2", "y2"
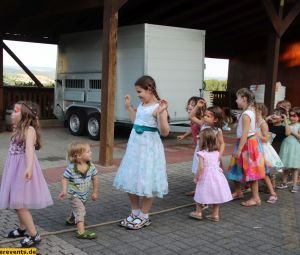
[
  {"x1": 0, "y1": 38, "x2": 3, "y2": 131},
  {"x1": 265, "y1": 33, "x2": 280, "y2": 112},
  {"x1": 263, "y1": 0, "x2": 283, "y2": 112},
  {"x1": 99, "y1": 0, "x2": 127, "y2": 166},
  {"x1": 2, "y1": 42, "x2": 44, "y2": 88}
]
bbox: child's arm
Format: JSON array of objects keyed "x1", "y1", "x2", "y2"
[
  {"x1": 125, "y1": 95, "x2": 136, "y2": 122},
  {"x1": 282, "y1": 114, "x2": 291, "y2": 136},
  {"x1": 24, "y1": 127, "x2": 36, "y2": 180},
  {"x1": 189, "y1": 99, "x2": 205, "y2": 125},
  {"x1": 91, "y1": 175, "x2": 99, "y2": 201},
  {"x1": 217, "y1": 131, "x2": 225, "y2": 158},
  {"x1": 234, "y1": 114, "x2": 250, "y2": 158},
  {"x1": 194, "y1": 156, "x2": 204, "y2": 183},
  {"x1": 258, "y1": 122, "x2": 270, "y2": 143},
  {"x1": 290, "y1": 126, "x2": 300, "y2": 140},
  {"x1": 177, "y1": 130, "x2": 192, "y2": 140},
  {"x1": 58, "y1": 177, "x2": 68, "y2": 200},
  {"x1": 157, "y1": 100, "x2": 170, "y2": 137}
]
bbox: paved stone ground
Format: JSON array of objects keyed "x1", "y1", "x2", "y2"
[{"x1": 0, "y1": 127, "x2": 300, "y2": 255}]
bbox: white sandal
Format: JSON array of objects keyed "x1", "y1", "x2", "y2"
[
  {"x1": 119, "y1": 213, "x2": 136, "y2": 227},
  {"x1": 126, "y1": 216, "x2": 151, "y2": 230}
]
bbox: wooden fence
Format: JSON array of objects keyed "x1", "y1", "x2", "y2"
[{"x1": 3, "y1": 86, "x2": 55, "y2": 119}]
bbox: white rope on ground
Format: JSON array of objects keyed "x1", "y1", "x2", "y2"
[{"x1": 0, "y1": 203, "x2": 196, "y2": 245}]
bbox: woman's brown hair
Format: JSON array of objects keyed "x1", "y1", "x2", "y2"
[
  {"x1": 199, "y1": 128, "x2": 219, "y2": 152},
  {"x1": 12, "y1": 101, "x2": 42, "y2": 150}
]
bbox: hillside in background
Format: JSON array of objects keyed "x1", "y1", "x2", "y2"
[{"x1": 4, "y1": 65, "x2": 55, "y2": 87}]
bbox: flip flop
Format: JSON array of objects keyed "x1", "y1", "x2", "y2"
[
  {"x1": 189, "y1": 212, "x2": 203, "y2": 220},
  {"x1": 240, "y1": 200, "x2": 261, "y2": 207}
]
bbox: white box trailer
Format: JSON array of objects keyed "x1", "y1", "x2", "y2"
[{"x1": 54, "y1": 23, "x2": 205, "y2": 140}]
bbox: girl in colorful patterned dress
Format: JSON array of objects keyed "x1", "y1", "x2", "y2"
[
  {"x1": 277, "y1": 107, "x2": 300, "y2": 193},
  {"x1": 113, "y1": 75, "x2": 169, "y2": 230},
  {"x1": 255, "y1": 103, "x2": 283, "y2": 203},
  {"x1": 0, "y1": 101, "x2": 53, "y2": 247},
  {"x1": 228, "y1": 88, "x2": 265, "y2": 206}
]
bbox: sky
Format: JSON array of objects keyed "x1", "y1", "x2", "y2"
[{"x1": 3, "y1": 40, "x2": 229, "y2": 79}]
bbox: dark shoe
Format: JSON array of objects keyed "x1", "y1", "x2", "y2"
[
  {"x1": 7, "y1": 228, "x2": 26, "y2": 238},
  {"x1": 20, "y1": 233, "x2": 41, "y2": 247}
]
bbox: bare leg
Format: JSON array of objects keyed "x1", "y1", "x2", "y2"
[
  {"x1": 16, "y1": 209, "x2": 37, "y2": 236},
  {"x1": 211, "y1": 204, "x2": 220, "y2": 218},
  {"x1": 292, "y1": 169, "x2": 299, "y2": 186},
  {"x1": 250, "y1": 181, "x2": 260, "y2": 202},
  {"x1": 232, "y1": 181, "x2": 243, "y2": 197},
  {"x1": 282, "y1": 170, "x2": 289, "y2": 184},
  {"x1": 77, "y1": 221, "x2": 85, "y2": 234},
  {"x1": 128, "y1": 193, "x2": 140, "y2": 210},
  {"x1": 264, "y1": 175, "x2": 276, "y2": 196},
  {"x1": 141, "y1": 197, "x2": 154, "y2": 214}
]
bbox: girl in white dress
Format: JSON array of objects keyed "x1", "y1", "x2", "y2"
[
  {"x1": 113, "y1": 75, "x2": 169, "y2": 230},
  {"x1": 256, "y1": 103, "x2": 283, "y2": 203}
]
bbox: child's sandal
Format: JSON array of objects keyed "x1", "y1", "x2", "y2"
[
  {"x1": 126, "y1": 216, "x2": 151, "y2": 230},
  {"x1": 189, "y1": 212, "x2": 203, "y2": 220},
  {"x1": 76, "y1": 231, "x2": 97, "y2": 239},
  {"x1": 267, "y1": 194, "x2": 278, "y2": 204},
  {"x1": 119, "y1": 213, "x2": 136, "y2": 227},
  {"x1": 7, "y1": 228, "x2": 27, "y2": 238}
]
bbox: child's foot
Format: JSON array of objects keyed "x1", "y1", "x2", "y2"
[
  {"x1": 232, "y1": 192, "x2": 244, "y2": 200},
  {"x1": 126, "y1": 216, "x2": 151, "y2": 230},
  {"x1": 266, "y1": 194, "x2": 278, "y2": 204},
  {"x1": 76, "y1": 231, "x2": 97, "y2": 239},
  {"x1": 20, "y1": 233, "x2": 41, "y2": 247},
  {"x1": 276, "y1": 183, "x2": 288, "y2": 189},
  {"x1": 189, "y1": 211, "x2": 203, "y2": 220},
  {"x1": 119, "y1": 213, "x2": 137, "y2": 227},
  {"x1": 291, "y1": 185, "x2": 299, "y2": 193},
  {"x1": 240, "y1": 199, "x2": 261, "y2": 207},
  {"x1": 7, "y1": 228, "x2": 27, "y2": 238},
  {"x1": 205, "y1": 214, "x2": 219, "y2": 222},
  {"x1": 201, "y1": 204, "x2": 208, "y2": 210},
  {"x1": 185, "y1": 191, "x2": 195, "y2": 196}
]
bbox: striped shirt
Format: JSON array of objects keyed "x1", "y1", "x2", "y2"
[{"x1": 63, "y1": 162, "x2": 98, "y2": 202}]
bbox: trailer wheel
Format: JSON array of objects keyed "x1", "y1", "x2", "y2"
[
  {"x1": 68, "y1": 110, "x2": 86, "y2": 136},
  {"x1": 87, "y1": 112, "x2": 100, "y2": 140}
]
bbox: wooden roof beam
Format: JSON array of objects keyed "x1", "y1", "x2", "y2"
[
  {"x1": 281, "y1": 0, "x2": 300, "y2": 36},
  {"x1": 2, "y1": 42, "x2": 44, "y2": 88},
  {"x1": 262, "y1": 0, "x2": 281, "y2": 37}
]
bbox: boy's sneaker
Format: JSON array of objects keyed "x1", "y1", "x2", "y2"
[
  {"x1": 291, "y1": 185, "x2": 299, "y2": 193},
  {"x1": 276, "y1": 183, "x2": 288, "y2": 189},
  {"x1": 20, "y1": 233, "x2": 41, "y2": 248},
  {"x1": 65, "y1": 213, "x2": 76, "y2": 226}
]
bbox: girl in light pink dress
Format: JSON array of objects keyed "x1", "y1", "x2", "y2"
[
  {"x1": 0, "y1": 101, "x2": 53, "y2": 247},
  {"x1": 189, "y1": 128, "x2": 232, "y2": 222}
]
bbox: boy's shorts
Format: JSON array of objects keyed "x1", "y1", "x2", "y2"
[{"x1": 71, "y1": 197, "x2": 86, "y2": 223}]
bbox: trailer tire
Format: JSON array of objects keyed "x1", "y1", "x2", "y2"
[
  {"x1": 68, "y1": 110, "x2": 86, "y2": 136},
  {"x1": 87, "y1": 112, "x2": 100, "y2": 140}
]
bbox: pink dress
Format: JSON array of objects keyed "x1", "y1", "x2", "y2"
[
  {"x1": 194, "y1": 150, "x2": 232, "y2": 204},
  {"x1": 0, "y1": 128, "x2": 53, "y2": 209}
]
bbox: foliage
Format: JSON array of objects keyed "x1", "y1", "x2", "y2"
[{"x1": 204, "y1": 79, "x2": 227, "y2": 91}]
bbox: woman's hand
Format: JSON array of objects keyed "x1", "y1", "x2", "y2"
[
  {"x1": 58, "y1": 192, "x2": 66, "y2": 201},
  {"x1": 24, "y1": 168, "x2": 32, "y2": 181},
  {"x1": 233, "y1": 149, "x2": 242, "y2": 159},
  {"x1": 158, "y1": 99, "x2": 168, "y2": 114},
  {"x1": 197, "y1": 99, "x2": 205, "y2": 108},
  {"x1": 91, "y1": 192, "x2": 98, "y2": 201},
  {"x1": 124, "y1": 95, "x2": 131, "y2": 108}
]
